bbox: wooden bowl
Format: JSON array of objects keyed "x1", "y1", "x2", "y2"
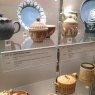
[{"x1": 46, "y1": 25, "x2": 56, "y2": 38}]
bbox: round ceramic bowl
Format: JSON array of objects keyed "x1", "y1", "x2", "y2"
[
  {"x1": 29, "y1": 29, "x2": 48, "y2": 42},
  {"x1": 46, "y1": 25, "x2": 56, "y2": 38}
]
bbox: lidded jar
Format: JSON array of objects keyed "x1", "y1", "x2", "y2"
[
  {"x1": 29, "y1": 17, "x2": 48, "y2": 42},
  {"x1": 62, "y1": 15, "x2": 78, "y2": 38},
  {"x1": 55, "y1": 73, "x2": 78, "y2": 95},
  {"x1": 79, "y1": 63, "x2": 95, "y2": 83}
]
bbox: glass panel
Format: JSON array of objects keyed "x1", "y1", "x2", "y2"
[
  {"x1": 59, "y1": 0, "x2": 95, "y2": 45},
  {"x1": 0, "y1": 0, "x2": 59, "y2": 53}
]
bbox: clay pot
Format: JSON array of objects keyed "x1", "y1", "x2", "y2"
[
  {"x1": 79, "y1": 63, "x2": 95, "y2": 83},
  {"x1": 46, "y1": 25, "x2": 56, "y2": 38},
  {"x1": 29, "y1": 18, "x2": 48, "y2": 42},
  {"x1": 54, "y1": 73, "x2": 78, "y2": 95},
  {"x1": 62, "y1": 16, "x2": 78, "y2": 38},
  {"x1": 0, "y1": 89, "x2": 29, "y2": 95}
]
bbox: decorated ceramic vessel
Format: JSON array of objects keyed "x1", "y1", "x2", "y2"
[
  {"x1": 55, "y1": 73, "x2": 78, "y2": 95},
  {"x1": 62, "y1": 16, "x2": 78, "y2": 38},
  {"x1": 29, "y1": 18, "x2": 48, "y2": 42}
]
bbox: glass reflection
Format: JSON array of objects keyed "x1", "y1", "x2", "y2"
[{"x1": 21, "y1": 37, "x2": 54, "y2": 49}]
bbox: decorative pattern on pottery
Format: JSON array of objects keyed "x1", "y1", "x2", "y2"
[{"x1": 17, "y1": 0, "x2": 46, "y2": 30}]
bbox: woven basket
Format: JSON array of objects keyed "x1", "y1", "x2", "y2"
[
  {"x1": 55, "y1": 82, "x2": 76, "y2": 95},
  {"x1": 79, "y1": 63, "x2": 95, "y2": 83},
  {"x1": 55, "y1": 73, "x2": 77, "y2": 95}
]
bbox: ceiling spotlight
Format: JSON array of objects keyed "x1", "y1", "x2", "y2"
[{"x1": 54, "y1": 0, "x2": 58, "y2": 2}]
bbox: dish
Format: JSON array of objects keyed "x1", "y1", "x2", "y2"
[
  {"x1": 0, "y1": 89, "x2": 28, "y2": 95},
  {"x1": 80, "y1": 0, "x2": 95, "y2": 23},
  {"x1": 17, "y1": 0, "x2": 46, "y2": 30}
]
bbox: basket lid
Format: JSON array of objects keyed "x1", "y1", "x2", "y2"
[
  {"x1": 81, "y1": 63, "x2": 95, "y2": 69},
  {"x1": 29, "y1": 17, "x2": 48, "y2": 31},
  {"x1": 64, "y1": 17, "x2": 77, "y2": 23},
  {"x1": 57, "y1": 74, "x2": 77, "y2": 85}
]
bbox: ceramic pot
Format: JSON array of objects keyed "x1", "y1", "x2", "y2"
[
  {"x1": 46, "y1": 25, "x2": 56, "y2": 38},
  {"x1": 62, "y1": 16, "x2": 78, "y2": 38},
  {"x1": 79, "y1": 63, "x2": 95, "y2": 83},
  {"x1": 0, "y1": 14, "x2": 20, "y2": 40},
  {"x1": 54, "y1": 73, "x2": 78, "y2": 95},
  {"x1": 0, "y1": 89, "x2": 29, "y2": 95},
  {"x1": 29, "y1": 18, "x2": 48, "y2": 42}
]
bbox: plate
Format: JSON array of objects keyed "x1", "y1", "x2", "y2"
[
  {"x1": 17, "y1": 0, "x2": 46, "y2": 30},
  {"x1": 80, "y1": 0, "x2": 95, "y2": 22}
]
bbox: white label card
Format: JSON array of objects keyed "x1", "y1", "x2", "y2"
[{"x1": 1, "y1": 47, "x2": 57, "y2": 72}]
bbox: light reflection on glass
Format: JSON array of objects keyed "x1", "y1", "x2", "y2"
[{"x1": 64, "y1": 6, "x2": 72, "y2": 16}]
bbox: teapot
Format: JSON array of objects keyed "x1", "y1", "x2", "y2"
[
  {"x1": 60, "y1": 12, "x2": 78, "y2": 38},
  {"x1": 29, "y1": 17, "x2": 48, "y2": 42},
  {"x1": 54, "y1": 73, "x2": 78, "y2": 95},
  {"x1": 0, "y1": 14, "x2": 20, "y2": 40}
]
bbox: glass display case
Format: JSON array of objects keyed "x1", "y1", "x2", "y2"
[
  {"x1": 0, "y1": 0, "x2": 95, "y2": 52},
  {"x1": 0, "y1": 0, "x2": 95, "y2": 95},
  {"x1": 0, "y1": 0, "x2": 59, "y2": 53},
  {"x1": 59, "y1": 0, "x2": 95, "y2": 45}
]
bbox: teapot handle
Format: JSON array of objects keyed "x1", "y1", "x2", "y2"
[
  {"x1": 13, "y1": 21, "x2": 20, "y2": 34},
  {"x1": 54, "y1": 82, "x2": 59, "y2": 86},
  {"x1": 71, "y1": 73, "x2": 78, "y2": 79}
]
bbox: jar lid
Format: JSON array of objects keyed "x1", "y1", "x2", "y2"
[
  {"x1": 0, "y1": 15, "x2": 11, "y2": 22},
  {"x1": 81, "y1": 63, "x2": 95, "y2": 69},
  {"x1": 64, "y1": 17, "x2": 77, "y2": 23},
  {"x1": 29, "y1": 17, "x2": 48, "y2": 31},
  {"x1": 57, "y1": 74, "x2": 77, "y2": 85}
]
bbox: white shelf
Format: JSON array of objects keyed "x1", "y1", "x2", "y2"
[{"x1": 14, "y1": 78, "x2": 90, "y2": 95}]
